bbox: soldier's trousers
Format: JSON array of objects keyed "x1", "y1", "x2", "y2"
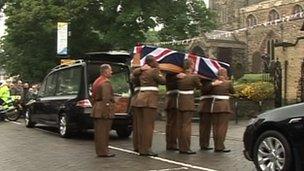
[
  {"x1": 177, "y1": 110, "x2": 193, "y2": 152},
  {"x1": 199, "y1": 112, "x2": 230, "y2": 150},
  {"x1": 166, "y1": 108, "x2": 178, "y2": 149},
  {"x1": 133, "y1": 107, "x2": 156, "y2": 154},
  {"x1": 132, "y1": 107, "x2": 139, "y2": 151},
  {"x1": 94, "y1": 118, "x2": 113, "y2": 156}
]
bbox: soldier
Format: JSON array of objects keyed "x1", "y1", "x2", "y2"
[
  {"x1": 198, "y1": 79, "x2": 214, "y2": 151},
  {"x1": 132, "y1": 55, "x2": 166, "y2": 156},
  {"x1": 199, "y1": 68, "x2": 234, "y2": 153},
  {"x1": 165, "y1": 73, "x2": 179, "y2": 151},
  {"x1": 176, "y1": 59, "x2": 201, "y2": 154},
  {"x1": 130, "y1": 66, "x2": 141, "y2": 152},
  {"x1": 91, "y1": 64, "x2": 115, "y2": 157}
]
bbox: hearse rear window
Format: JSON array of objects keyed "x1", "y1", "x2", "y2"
[{"x1": 87, "y1": 63, "x2": 130, "y2": 97}]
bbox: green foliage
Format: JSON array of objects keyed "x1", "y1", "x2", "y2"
[
  {"x1": 145, "y1": 30, "x2": 160, "y2": 44},
  {"x1": 164, "y1": 44, "x2": 188, "y2": 52},
  {"x1": 110, "y1": 72, "x2": 130, "y2": 96},
  {"x1": 234, "y1": 74, "x2": 274, "y2": 101},
  {"x1": 235, "y1": 73, "x2": 272, "y2": 84},
  {"x1": 0, "y1": 0, "x2": 215, "y2": 82},
  {"x1": 234, "y1": 81, "x2": 274, "y2": 101},
  {"x1": 155, "y1": 0, "x2": 216, "y2": 41},
  {"x1": 0, "y1": 0, "x2": 65, "y2": 82},
  {"x1": 158, "y1": 85, "x2": 166, "y2": 95}
]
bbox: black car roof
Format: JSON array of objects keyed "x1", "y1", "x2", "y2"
[
  {"x1": 50, "y1": 51, "x2": 131, "y2": 73},
  {"x1": 83, "y1": 51, "x2": 131, "y2": 63}
]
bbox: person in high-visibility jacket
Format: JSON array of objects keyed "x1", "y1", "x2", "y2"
[{"x1": 0, "y1": 80, "x2": 11, "y2": 109}]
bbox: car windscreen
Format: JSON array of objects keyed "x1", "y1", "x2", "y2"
[{"x1": 87, "y1": 63, "x2": 130, "y2": 97}]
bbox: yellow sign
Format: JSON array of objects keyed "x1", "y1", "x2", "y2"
[{"x1": 60, "y1": 59, "x2": 76, "y2": 65}]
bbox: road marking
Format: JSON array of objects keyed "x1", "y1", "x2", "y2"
[
  {"x1": 154, "y1": 131, "x2": 199, "y2": 138},
  {"x1": 148, "y1": 167, "x2": 188, "y2": 171},
  {"x1": 11, "y1": 121, "x2": 22, "y2": 125},
  {"x1": 10, "y1": 121, "x2": 218, "y2": 171},
  {"x1": 154, "y1": 130, "x2": 241, "y2": 142},
  {"x1": 109, "y1": 146, "x2": 218, "y2": 171},
  {"x1": 154, "y1": 131, "x2": 166, "y2": 135},
  {"x1": 109, "y1": 146, "x2": 139, "y2": 155}
]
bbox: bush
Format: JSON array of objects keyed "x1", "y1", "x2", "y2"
[{"x1": 234, "y1": 81, "x2": 274, "y2": 101}]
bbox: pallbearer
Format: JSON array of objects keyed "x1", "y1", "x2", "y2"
[
  {"x1": 132, "y1": 55, "x2": 166, "y2": 156},
  {"x1": 199, "y1": 68, "x2": 234, "y2": 153},
  {"x1": 165, "y1": 73, "x2": 179, "y2": 151},
  {"x1": 130, "y1": 66, "x2": 141, "y2": 152},
  {"x1": 176, "y1": 59, "x2": 201, "y2": 154}
]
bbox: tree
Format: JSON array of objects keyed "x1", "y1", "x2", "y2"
[
  {"x1": 0, "y1": 0, "x2": 67, "y2": 82},
  {"x1": 0, "y1": 0, "x2": 215, "y2": 82},
  {"x1": 155, "y1": 0, "x2": 215, "y2": 41}
]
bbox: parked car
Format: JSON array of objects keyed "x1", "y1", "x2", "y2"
[
  {"x1": 243, "y1": 102, "x2": 304, "y2": 171},
  {"x1": 25, "y1": 51, "x2": 132, "y2": 138}
]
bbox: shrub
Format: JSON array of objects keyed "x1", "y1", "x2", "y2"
[{"x1": 234, "y1": 81, "x2": 274, "y2": 101}]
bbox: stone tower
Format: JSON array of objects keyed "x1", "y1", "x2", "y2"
[{"x1": 209, "y1": 0, "x2": 269, "y2": 30}]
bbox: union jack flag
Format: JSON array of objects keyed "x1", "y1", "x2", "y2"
[{"x1": 132, "y1": 45, "x2": 230, "y2": 80}]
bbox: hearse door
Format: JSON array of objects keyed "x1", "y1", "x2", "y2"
[
  {"x1": 49, "y1": 66, "x2": 82, "y2": 123},
  {"x1": 34, "y1": 72, "x2": 58, "y2": 122}
]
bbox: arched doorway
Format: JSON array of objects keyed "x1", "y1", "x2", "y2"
[{"x1": 217, "y1": 47, "x2": 232, "y2": 64}]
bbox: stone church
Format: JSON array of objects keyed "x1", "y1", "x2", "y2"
[{"x1": 189, "y1": 0, "x2": 304, "y2": 103}]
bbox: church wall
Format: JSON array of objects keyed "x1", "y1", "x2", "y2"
[
  {"x1": 210, "y1": 0, "x2": 304, "y2": 103},
  {"x1": 232, "y1": 0, "x2": 304, "y2": 72},
  {"x1": 275, "y1": 38, "x2": 304, "y2": 103}
]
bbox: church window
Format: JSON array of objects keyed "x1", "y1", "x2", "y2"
[
  {"x1": 246, "y1": 14, "x2": 257, "y2": 27},
  {"x1": 268, "y1": 9, "x2": 280, "y2": 21}
]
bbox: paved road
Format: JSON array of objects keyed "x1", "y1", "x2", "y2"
[{"x1": 0, "y1": 120, "x2": 255, "y2": 171}]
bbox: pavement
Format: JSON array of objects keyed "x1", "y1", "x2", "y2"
[{"x1": 0, "y1": 119, "x2": 255, "y2": 171}]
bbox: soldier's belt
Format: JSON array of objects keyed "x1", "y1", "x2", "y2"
[
  {"x1": 200, "y1": 95, "x2": 230, "y2": 100},
  {"x1": 166, "y1": 90, "x2": 194, "y2": 95},
  {"x1": 139, "y1": 86, "x2": 159, "y2": 91}
]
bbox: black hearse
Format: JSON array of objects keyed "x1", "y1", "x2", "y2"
[{"x1": 25, "y1": 51, "x2": 132, "y2": 138}]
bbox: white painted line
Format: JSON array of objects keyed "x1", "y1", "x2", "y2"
[
  {"x1": 109, "y1": 146, "x2": 139, "y2": 155},
  {"x1": 154, "y1": 130, "x2": 241, "y2": 142},
  {"x1": 154, "y1": 130, "x2": 198, "y2": 138},
  {"x1": 11, "y1": 121, "x2": 22, "y2": 125},
  {"x1": 149, "y1": 167, "x2": 188, "y2": 171},
  {"x1": 154, "y1": 131, "x2": 165, "y2": 135},
  {"x1": 10, "y1": 121, "x2": 218, "y2": 171},
  {"x1": 109, "y1": 146, "x2": 218, "y2": 171},
  {"x1": 148, "y1": 156, "x2": 217, "y2": 171}
]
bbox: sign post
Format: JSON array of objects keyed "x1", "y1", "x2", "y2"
[{"x1": 57, "y1": 22, "x2": 68, "y2": 56}]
